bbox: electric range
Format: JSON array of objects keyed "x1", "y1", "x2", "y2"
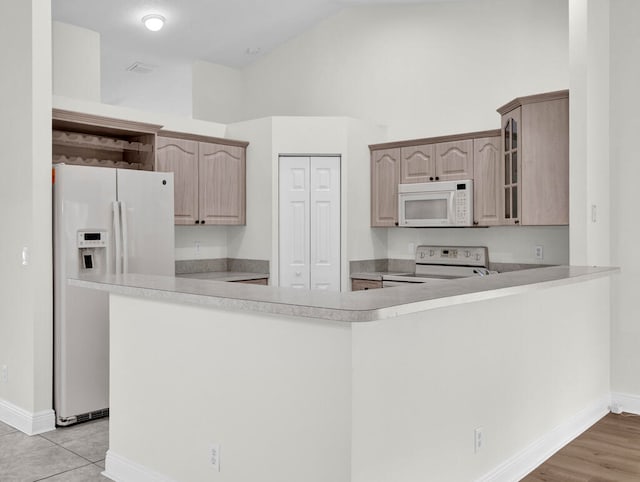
[{"x1": 382, "y1": 245, "x2": 495, "y2": 287}]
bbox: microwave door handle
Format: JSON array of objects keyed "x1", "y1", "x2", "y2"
[{"x1": 449, "y1": 192, "x2": 456, "y2": 223}]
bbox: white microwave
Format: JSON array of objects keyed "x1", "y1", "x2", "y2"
[{"x1": 398, "y1": 180, "x2": 473, "y2": 227}]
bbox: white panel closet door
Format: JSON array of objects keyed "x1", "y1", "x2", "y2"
[
  {"x1": 310, "y1": 157, "x2": 340, "y2": 291},
  {"x1": 279, "y1": 157, "x2": 311, "y2": 289},
  {"x1": 279, "y1": 156, "x2": 341, "y2": 291}
]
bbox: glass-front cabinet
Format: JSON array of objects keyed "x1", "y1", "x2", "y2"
[{"x1": 501, "y1": 107, "x2": 522, "y2": 225}]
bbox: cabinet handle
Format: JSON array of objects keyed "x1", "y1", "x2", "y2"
[
  {"x1": 429, "y1": 177, "x2": 434, "y2": 181},
  {"x1": 473, "y1": 221, "x2": 479, "y2": 226},
  {"x1": 515, "y1": 220, "x2": 520, "y2": 224},
  {"x1": 195, "y1": 220, "x2": 200, "y2": 224},
  {"x1": 435, "y1": 176, "x2": 440, "y2": 181},
  {"x1": 364, "y1": 287, "x2": 369, "y2": 290},
  {"x1": 394, "y1": 222, "x2": 399, "y2": 226},
  {"x1": 201, "y1": 220, "x2": 205, "y2": 224}
]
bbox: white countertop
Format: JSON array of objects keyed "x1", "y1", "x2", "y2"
[{"x1": 70, "y1": 266, "x2": 618, "y2": 322}]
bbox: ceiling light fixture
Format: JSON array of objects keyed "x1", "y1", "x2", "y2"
[{"x1": 142, "y1": 14, "x2": 165, "y2": 32}]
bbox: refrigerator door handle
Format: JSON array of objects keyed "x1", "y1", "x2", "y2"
[
  {"x1": 113, "y1": 201, "x2": 122, "y2": 275},
  {"x1": 121, "y1": 201, "x2": 129, "y2": 274}
]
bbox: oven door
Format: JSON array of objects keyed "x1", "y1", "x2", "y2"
[{"x1": 398, "y1": 190, "x2": 455, "y2": 227}]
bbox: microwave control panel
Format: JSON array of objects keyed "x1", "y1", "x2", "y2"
[{"x1": 454, "y1": 190, "x2": 469, "y2": 224}]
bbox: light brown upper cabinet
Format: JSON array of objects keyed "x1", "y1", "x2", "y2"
[
  {"x1": 400, "y1": 144, "x2": 435, "y2": 183},
  {"x1": 371, "y1": 148, "x2": 400, "y2": 227},
  {"x1": 473, "y1": 136, "x2": 502, "y2": 226},
  {"x1": 400, "y1": 140, "x2": 473, "y2": 184},
  {"x1": 435, "y1": 139, "x2": 473, "y2": 181},
  {"x1": 156, "y1": 132, "x2": 248, "y2": 226},
  {"x1": 497, "y1": 90, "x2": 569, "y2": 225},
  {"x1": 370, "y1": 130, "x2": 499, "y2": 227}
]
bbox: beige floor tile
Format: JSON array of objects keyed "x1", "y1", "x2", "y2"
[
  {"x1": 0, "y1": 431, "x2": 87, "y2": 481},
  {"x1": 40, "y1": 418, "x2": 108, "y2": 446},
  {"x1": 0, "y1": 419, "x2": 17, "y2": 436},
  {"x1": 57, "y1": 429, "x2": 108, "y2": 463}
]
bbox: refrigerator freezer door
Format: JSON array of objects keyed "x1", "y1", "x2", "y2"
[
  {"x1": 53, "y1": 165, "x2": 115, "y2": 422},
  {"x1": 116, "y1": 169, "x2": 175, "y2": 276}
]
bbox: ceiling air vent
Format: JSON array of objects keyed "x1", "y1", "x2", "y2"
[{"x1": 126, "y1": 61, "x2": 155, "y2": 74}]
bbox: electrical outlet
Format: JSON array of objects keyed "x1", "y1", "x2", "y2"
[
  {"x1": 474, "y1": 427, "x2": 484, "y2": 453},
  {"x1": 210, "y1": 444, "x2": 220, "y2": 471},
  {"x1": 1, "y1": 365, "x2": 8, "y2": 383},
  {"x1": 535, "y1": 245, "x2": 544, "y2": 260}
]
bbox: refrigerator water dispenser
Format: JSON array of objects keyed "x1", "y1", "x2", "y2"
[{"x1": 77, "y1": 230, "x2": 107, "y2": 272}]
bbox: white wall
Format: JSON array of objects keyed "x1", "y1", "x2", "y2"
[
  {"x1": 52, "y1": 21, "x2": 100, "y2": 102},
  {"x1": 352, "y1": 277, "x2": 610, "y2": 481},
  {"x1": 52, "y1": 20, "x2": 193, "y2": 117},
  {"x1": 609, "y1": 0, "x2": 640, "y2": 397},
  {"x1": 175, "y1": 226, "x2": 228, "y2": 261},
  {"x1": 101, "y1": 44, "x2": 193, "y2": 118},
  {"x1": 225, "y1": 117, "x2": 274, "y2": 262},
  {"x1": 387, "y1": 226, "x2": 570, "y2": 265},
  {"x1": 345, "y1": 119, "x2": 388, "y2": 263},
  {"x1": 192, "y1": 61, "x2": 246, "y2": 124},
  {"x1": 238, "y1": 0, "x2": 568, "y2": 140},
  {"x1": 107, "y1": 295, "x2": 352, "y2": 482},
  {"x1": 0, "y1": 0, "x2": 54, "y2": 429},
  {"x1": 569, "y1": 0, "x2": 611, "y2": 266},
  {"x1": 52, "y1": 96, "x2": 227, "y2": 139},
  {"x1": 104, "y1": 276, "x2": 610, "y2": 482}
]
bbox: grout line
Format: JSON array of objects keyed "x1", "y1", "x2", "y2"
[
  {"x1": 37, "y1": 433, "x2": 98, "y2": 464},
  {"x1": 33, "y1": 461, "x2": 96, "y2": 481},
  {"x1": 54, "y1": 445, "x2": 97, "y2": 464}
]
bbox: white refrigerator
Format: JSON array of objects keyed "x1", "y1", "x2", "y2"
[{"x1": 53, "y1": 164, "x2": 175, "y2": 426}]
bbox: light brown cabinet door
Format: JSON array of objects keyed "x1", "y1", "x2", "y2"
[
  {"x1": 501, "y1": 108, "x2": 522, "y2": 225},
  {"x1": 156, "y1": 136, "x2": 199, "y2": 225},
  {"x1": 198, "y1": 142, "x2": 246, "y2": 225},
  {"x1": 435, "y1": 139, "x2": 473, "y2": 181},
  {"x1": 521, "y1": 98, "x2": 569, "y2": 225},
  {"x1": 400, "y1": 144, "x2": 435, "y2": 183},
  {"x1": 351, "y1": 279, "x2": 383, "y2": 291},
  {"x1": 371, "y1": 148, "x2": 400, "y2": 227},
  {"x1": 473, "y1": 137, "x2": 502, "y2": 226}
]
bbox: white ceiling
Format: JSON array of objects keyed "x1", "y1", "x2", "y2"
[{"x1": 52, "y1": 0, "x2": 466, "y2": 69}]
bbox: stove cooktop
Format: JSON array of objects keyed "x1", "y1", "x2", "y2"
[{"x1": 382, "y1": 245, "x2": 493, "y2": 284}]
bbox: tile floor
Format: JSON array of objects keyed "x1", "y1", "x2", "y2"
[{"x1": 0, "y1": 418, "x2": 109, "y2": 481}]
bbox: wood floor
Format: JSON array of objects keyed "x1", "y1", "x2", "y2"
[{"x1": 522, "y1": 413, "x2": 640, "y2": 482}]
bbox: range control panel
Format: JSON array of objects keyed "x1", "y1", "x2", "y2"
[{"x1": 415, "y1": 245, "x2": 488, "y2": 268}]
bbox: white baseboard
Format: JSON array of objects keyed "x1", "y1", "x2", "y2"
[
  {"x1": 104, "y1": 450, "x2": 177, "y2": 482},
  {"x1": 0, "y1": 398, "x2": 55, "y2": 435},
  {"x1": 611, "y1": 392, "x2": 640, "y2": 415},
  {"x1": 476, "y1": 395, "x2": 611, "y2": 482}
]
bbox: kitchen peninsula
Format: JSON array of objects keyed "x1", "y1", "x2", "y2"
[{"x1": 73, "y1": 266, "x2": 616, "y2": 482}]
